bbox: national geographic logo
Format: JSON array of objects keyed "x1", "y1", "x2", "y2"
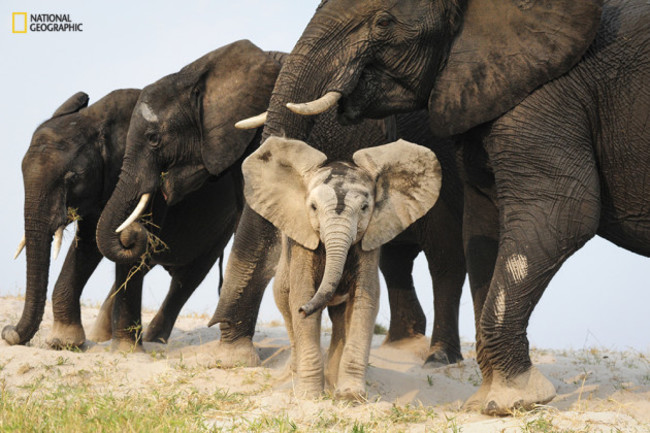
[{"x1": 12, "y1": 13, "x2": 84, "y2": 33}]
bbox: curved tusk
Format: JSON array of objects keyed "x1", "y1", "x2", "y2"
[
  {"x1": 52, "y1": 226, "x2": 64, "y2": 261},
  {"x1": 235, "y1": 112, "x2": 267, "y2": 130},
  {"x1": 13, "y1": 234, "x2": 26, "y2": 260},
  {"x1": 116, "y1": 193, "x2": 151, "y2": 233},
  {"x1": 286, "y1": 91, "x2": 342, "y2": 116}
]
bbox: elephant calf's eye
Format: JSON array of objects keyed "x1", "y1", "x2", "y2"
[
  {"x1": 310, "y1": 203, "x2": 317, "y2": 211},
  {"x1": 361, "y1": 203, "x2": 369, "y2": 212}
]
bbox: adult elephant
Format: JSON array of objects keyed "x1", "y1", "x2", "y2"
[
  {"x1": 3, "y1": 89, "x2": 238, "y2": 349},
  {"x1": 95, "y1": 40, "x2": 280, "y2": 349},
  {"x1": 233, "y1": 0, "x2": 650, "y2": 415},
  {"x1": 3, "y1": 89, "x2": 141, "y2": 348}
]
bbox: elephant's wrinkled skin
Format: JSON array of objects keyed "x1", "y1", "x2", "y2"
[{"x1": 239, "y1": 0, "x2": 650, "y2": 415}]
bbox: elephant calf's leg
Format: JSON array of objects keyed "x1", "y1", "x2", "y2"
[{"x1": 336, "y1": 253, "x2": 380, "y2": 401}]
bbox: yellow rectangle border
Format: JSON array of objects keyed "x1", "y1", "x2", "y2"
[{"x1": 12, "y1": 12, "x2": 27, "y2": 33}]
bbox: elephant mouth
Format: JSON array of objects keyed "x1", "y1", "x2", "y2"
[{"x1": 160, "y1": 166, "x2": 210, "y2": 207}]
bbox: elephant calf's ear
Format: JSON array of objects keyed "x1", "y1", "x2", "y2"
[
  {"x1": 52, "y1": 92, "x2": 89, "y2": 118},
  {"x1": 353, "y1": 139, "x2": 442, "y2": 251},
  {"x1": 242, "y1": 136, "x2": 327, "y2": 250}
]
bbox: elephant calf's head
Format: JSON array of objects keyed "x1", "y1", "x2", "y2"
[{"x1": 242, "y1": 136, "x2": 442, "y2": 315}]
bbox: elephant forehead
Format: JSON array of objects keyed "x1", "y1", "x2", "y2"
[
  {"x1": 310, "y1": 163, "x2": 373, "y2": 188},
  {"x1": 138, "y1": 103, "x2": 159, "y2": 123},
  {"x1": 309, "y1": 169, "x2": 373, "y2": 215}
]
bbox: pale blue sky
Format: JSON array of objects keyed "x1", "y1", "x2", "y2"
[{"x1": 1, "y1": 1, "x2": 647, "y2": 351}]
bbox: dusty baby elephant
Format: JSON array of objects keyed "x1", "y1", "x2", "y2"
[{"x1": 242, "y1": 137, "x2": 441, "y2": 399}]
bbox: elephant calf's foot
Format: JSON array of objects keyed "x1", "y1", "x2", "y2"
[
  {"x1": 424, "y1": 344, "x2": 463, "y2": 367},
  {"x1": 46, "y1": 322, "x2": 86, "y2": 349},
  {"x1": 335, "y1": 379, "x2": 367, "y2": 402},
  {"x1": 295, "y1": 380, "x2": 324, "y2": 399},
  {"x1": 481, "y1": 367, "x2": 556, "y2": 416},
  {"x1": 212, "y1": 338, "x2": 260, "y2": 368}
]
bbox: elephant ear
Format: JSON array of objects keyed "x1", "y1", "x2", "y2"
[
  {"x1": 428, "y1": 0, "x2": 603, "y2": 136},
  {"x1": 199, "y1": 40, "x2": 281, "y2": 176},
  {"x1": 353, "y1": 139, "x2": 442, "y2": 251},
  {"x1": 242, "y1": 136, "x2": 327, "y2": 250},
  {"x1": 52, "y1": 92, "x2": 89, "y2": 118}
]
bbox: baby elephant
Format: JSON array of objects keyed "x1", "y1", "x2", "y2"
[{"x1": 243, "y1": 136, "x2": 441, "y2": 399}]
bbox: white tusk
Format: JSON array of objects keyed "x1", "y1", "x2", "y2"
[
  {"x1": 13, "y1": 234, "x2": 26, "y2": 260},
  {"x1": 53, "y1": 226, "x2": 64, "y2": 261},
  {"x1": 235, "y1": 112, "x2": 267, "y2": 130},
  {"x1": 116, "y1": 193, "x2": 151, "y2": 233},
  {"x1": 286, "y1": 91, "x2": 342, "y2": 116}
]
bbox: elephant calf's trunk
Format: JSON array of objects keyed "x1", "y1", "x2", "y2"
[{"x1": 299, "y1": 234, "x2": 351, "y2": 317}]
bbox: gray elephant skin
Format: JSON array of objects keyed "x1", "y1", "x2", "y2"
[
  {"x1": 233, "y1": 0, "x2": 650, "y2": 415},
  {"x1": 243, "y1": 137, "x2": 442, "y2": 399},
  {"x1": 3, "y1": 89, "x2": 240, "y2": 349},
  {"x1": 95, "y1": 40, "x2": 279, "y2": 350}
]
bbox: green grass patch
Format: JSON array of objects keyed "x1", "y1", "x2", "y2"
[{"x1": 0, "y1": 383, "x2": 247, "y2": 433}]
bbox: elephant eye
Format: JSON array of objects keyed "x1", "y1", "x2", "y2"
[
  {"x1": 310, "y1": 203, "x2": 317, "y2": 211},
  {"x1": 146, "y1": 132, "x2": 161, "y2": 148},
  {"x1": 361, "y1": 203, "x2": 369, "y2": 212},
  {"x1": 64, "y1": 171, "x2": 79, "y2": 184},
  {"x1": 375, "y1": 15, "x2": 394, "y2": 29}
]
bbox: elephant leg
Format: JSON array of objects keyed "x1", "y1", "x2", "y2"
[
  {"x1": 380, "y1": 240, "x2": 426, "y2": 343},
  {"x1": 288, "y1": 244, "x2": 323, "y2": 398},
  {"x1": 335, "y1": 250, "x2": 380, "y2": 401},
  {"x1": 421, "y1": 241, "x2": 466, "y2": 366},
  {"x1": 325, "y1": 302, "x2": 346, "y2": 391},
  {"x1": 47, "y1": 219, "x2": 104, "y2": 349},
  {"x1": 272, "y1": 243, "x2": 296, "y2": 375},
  {"x1": 473, "y1": 109, "x2": 600, "y2": 415},
  {"x1": 88, "y1": 282, "x2": 117, "y2": 343},
  {"x1": 208, "y1": 205, "x2": 281, "y2": 367},
  {"x1": 144, "y1": 244, "x2": 224, "y2": 343},
  {"x1": 111, "y1": 263, "x2": 146, "y2": 352},
  {"x1": 460, "y1": 180, "x2": 499, "y2": 410}
]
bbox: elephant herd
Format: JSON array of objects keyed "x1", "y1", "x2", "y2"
[{"x1": 5, "y1": 0, "x2": 649, "y2": 416}]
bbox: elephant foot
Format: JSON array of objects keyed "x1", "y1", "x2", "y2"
[
  {"x1": 295, "y1": 380, "x2": 324, "y2": 399},
  {"x1": 87, "y1": 310, "x2": 112, "y2": 343},
  {"x1": 111, "y1": 338, "x2": 144, "y2": 353},
  {"x1": 462, "y1": 379, "x2": 492, "y2": 412},
  {"x1": 46, "y1": 321, "x2": 86, "y2": 349},
  {"x1": 212, "y1": 338, "x2": 260, "y2": 368},
  {"x1": 335, "y1": 378, "x2": 367, "y2": 402},
  {"x1": 423, "y1": 344, "x2": 463, "y2": 367},
  {"x1": 143, "y1": 318, "x2": 172, "y2": 343},
  {"x1": 1, "y1": 325, "x2": 25, "y2": 345},
  {"x1": 479, "y1": 367, "x2": 556, "y2": 416}
]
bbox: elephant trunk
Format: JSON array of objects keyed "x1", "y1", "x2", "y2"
[
  {"x1": 2, "y1": 215, "x2": 53, "y2": 345},
  {"x1": 96, "y1": 173, "x2": 149, "y2": 264},
  {"x1": 261, "y1": 14, "x2": 345, "y2": 144},
  {"x1": 299, "y1": 218, "x2": 354, "y2": 317}
]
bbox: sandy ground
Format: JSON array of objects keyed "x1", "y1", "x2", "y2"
[{"x1": 1, "y1": 295, "x2": 649, "y2": 432}]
